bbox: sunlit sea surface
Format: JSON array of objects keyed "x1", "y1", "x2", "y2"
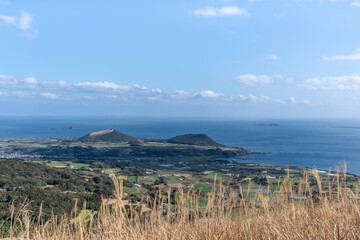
[{"x1": 0, "y1": 117, "x2": 359, "y2": 174}]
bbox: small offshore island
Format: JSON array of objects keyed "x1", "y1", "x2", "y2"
[{"x1": 0, "y1": 129, "x2": 359, "y2": 232}]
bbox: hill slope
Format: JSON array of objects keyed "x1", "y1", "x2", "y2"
[
  {"x1": 79, "y1": 129, "x2": 138, "y2": 143},
  {"x1": 167, "y1": 134, "x2": 226, "y2": 147},
  {"x1": 0, "y1": 161, "x2": 113, "y2": 221}
]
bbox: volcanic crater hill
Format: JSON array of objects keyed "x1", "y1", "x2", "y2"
[
  {"x1": 78, "y1": 129, "x2": 139, "y2": 143},
  {"x1": 79, "y1": 130, "x2": 227, "y2": 148},
  {"x1": 166, "y1": 134, "x2": 226, "y2": 148}
]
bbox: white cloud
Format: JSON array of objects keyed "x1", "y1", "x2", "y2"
[
  {"x1": 0, "y1": 74, "x2": 313, "y2": 106},
  {"x1": 41, "y1": 92, "x2": 58, "y2": 99},
  {"x1": 75, "y1": 81, "x2": 129, "y2": 90},
  {"x1": 0, "y1": 91, "x2": 9, "y2": 96},
  {"x1": 269, "y1": 55, "x2": 278, "y2": 60},
  {"x1": 17, "y1": 11, "x2": 32, "y2": 31},
  {"x1": 234, "y1": 74, "x2": 273, "y2": 86},
  {"x1": 23, "y1": 77, "x2": 39, "y2": 89},
  {"x1": 192, "y1": 6, "x2": 248, "y2": 17},
  {"x1": 58, "y1": 80, "x2": 70, "y2": 87},
  {"x1": 328, "y1": 0, "x2": 347, "y2": 2},
  {"x1": 174, "y1": 90, "x2": 190, "y2": 95},
  {"x1": 195, "y1": 90, "x2": 224, "y2": 98},
  {"x1": 10, "y1": 91, "x2": 33, "y2": 98},
  {"x1": 24, "y1": 77, "x2": 37, "y2": 85},
  {"x1": 237, "y1": 94, "x2": 310, "y2": 105},
  {"x1": 193, "y1": 7, "x2": 217, "y2": 16},
  {"x1": 324, "y1": 49, "x2": 360, "y2": 60},
  {"x1": 287, "y1": 97, "x2": 311, "y2": 105},
  {"x1": 238, "y1": 94, "x2": 276, "y2": 103},
  {"x1": 0, "y1": 74, "x2": 18, "y2": 86},
  {"x1": 219, "y1": 6, "x2": 249, "y2": 16},
  {"x1": 0, "y1": 10, "x2": 38, "y2": 38},
  {"x1": 298, "y1": 74, "x2": 360, "y2": 91},
  {"x1": 351, "y1": 1, "x2": 360, "y2": 7},
  {"x1": 151, "y1": 88, "x2": 162, "y2": 93},
  {"x1": 0, "y1": 14, "x2": 15, "y2": 24}
]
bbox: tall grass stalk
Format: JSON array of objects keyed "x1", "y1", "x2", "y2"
[{"x1": 2, "y1": 169, "x2": 360, "y2": 240}]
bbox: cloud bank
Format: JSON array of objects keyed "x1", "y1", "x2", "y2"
[
  {"x1": 298, "y1": 74, "x2": 360, "y2": 91},
  {"x1": 233, "y1": 74, "x2": 274, "y2": 86},
  {"x1": 192, "y1": 6, "x2": 249, "y2": 17},
  {"x1": 0, "y1": 74, "x2": 310, "y2": 105},
  {"x1": 351, "y1": 2, "x2": 360, "y2": 7},
  {"x1": 324, "y1": 49, "x2": 360, "y2": 60}
]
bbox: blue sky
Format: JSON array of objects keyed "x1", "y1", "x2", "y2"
[{"x1": 0, "y1": 0, "x2": 360, "y2": 118}]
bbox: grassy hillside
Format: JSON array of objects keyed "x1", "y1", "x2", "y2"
[
  {"x1": 78, "y1": 129, "x2": 138, "y2": 143},
  {"x1": 0, "y1": 161, "x2": 114, "y2": 225},
  {"x1": 78, "y1": 130, "x2": 228, "y2": 148},
  {"x1": 3, "y1": 167, "x2": 360, "y2": 239},
  {"x1": 167, "y1": 134, "x2": 226, "y2": 147}
]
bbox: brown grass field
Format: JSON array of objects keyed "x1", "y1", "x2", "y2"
[{"x1": 2, "y1": 167, "x2": 360, "y2": 240}]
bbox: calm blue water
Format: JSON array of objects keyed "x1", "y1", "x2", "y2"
[{"x1": 0, "y1": 117, "x2": 359, "y2": 174}]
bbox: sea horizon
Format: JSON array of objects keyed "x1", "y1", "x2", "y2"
[{"x1": 1, "y1": 117, "x2": 359, "y2": 174}]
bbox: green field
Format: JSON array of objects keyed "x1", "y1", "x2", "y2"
[
  {"x1": 47, "y1": 162, "x2": 67, "y2": 168},
  {"x1": 70, "y1": 163, "x2": 91, "y2": 168},
  {"x1": 128, "y1": 176, "x2": 137, "y2": 183},
  {"x1": 102, "y1": 168, "x2": 122, "y2": 173}
]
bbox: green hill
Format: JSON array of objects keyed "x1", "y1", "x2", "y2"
[
  {"x1": 167, "y1": 134, "x2": 226, "y2": 148},
  {"x1": 78, "y1": 129, "x2": 138, "y2": 143},
  {"x1": 78, "y1": 130, "x2": 226, "y2": 148},
  {"x1": 0, "y1": 161, "x2": 113, "y2": 222}
]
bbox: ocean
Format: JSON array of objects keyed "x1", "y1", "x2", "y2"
[{"x1": 0, "y1": 117, "x2": 359, "y2": 174}]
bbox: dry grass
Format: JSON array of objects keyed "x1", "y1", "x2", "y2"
[{"x1": 3, "y1": 167, "x2": 360, "y2": 240}]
